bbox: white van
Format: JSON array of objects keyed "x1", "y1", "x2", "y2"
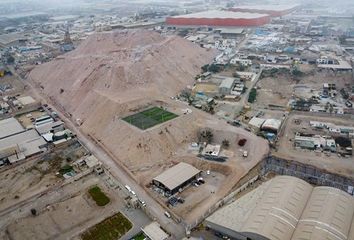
[
  {"x1": 164, "y1": 211, "x2": 171, "y2": 218},
  {"x1": 243, "y1": 151, "x2": 248, "y2": 157},
  {"x1": 125, "y1": 185, "x2": 131, "y2": 192}
]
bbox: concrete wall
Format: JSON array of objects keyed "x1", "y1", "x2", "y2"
[{"x1": 262, "y1": 156, "x2": 354, "y2": 194}]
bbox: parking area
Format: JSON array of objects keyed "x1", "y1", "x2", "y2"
[{"x1": 150, "y1": 169, "x2": 226, "y2": 219}]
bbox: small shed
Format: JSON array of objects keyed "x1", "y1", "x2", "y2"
[{"x1": 141, "y1": 222, "x2": 169, "y2": 240}]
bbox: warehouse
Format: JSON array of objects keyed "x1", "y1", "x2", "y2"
[
  {"x1": 205, "y1": 175, "x2": 354, "y2": 240},
  {"x1": 0, "y1": 129, "x2": 47, "y2": 163},
  {"x1": 261, "y1": 118, "x2": 282, "y2": 133},
  {"x1": 166, "y1": 10, "x2": 270, "y2": 27},
  {"x1": 152, "y1": 162, "x2": 201, "y2": 194},
  {"x1": 219, "y1": 78, "x2": 235, "y2": 95},
  {"x1": 0, "y1": 117, "x2": 25, "y2": 140},
  {"x1": 216, "y1": 28, "x2": 245, "y2": 38},
  {"x1": 230, "y1": 4, "x2": 299, "y2": 17},
  {"x1": 0, "y1": 33, "x2": 27, "y2": 48}
]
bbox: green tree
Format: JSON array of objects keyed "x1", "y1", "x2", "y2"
[
  {"x1": 208, "y1": 64, "x2": 222, "y2": 73},
  {"x1": 198, "y1": 128, "x2": 213, "y2": 143},
  {"x1": 201, "y1": 64, "x2": 209, "y2": 73},
  {"x1": 222, "y1": 139, "x2": 230, "y2": 148}
]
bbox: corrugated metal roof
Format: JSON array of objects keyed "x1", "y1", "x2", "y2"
[
  {"x1": 218, "y1": 28, "x2": 245, "y2": 34},
  {"x1": 262, "y1": 118, "x2": 282, "y2": 131},
  {"x1": 169, "y1": 10, "x2": 269, "y2": 20},
  {"x1": 219, "y1": 78, "x2": 235, "y2": 89},
  {"x1": 206, "y1": 176, "x2": 354, "y2": 240},
  {"x1": 292, "y1": 187, "x2": 354, "y2": 240},
  {"x1": 142, "y1": 221, "x2": 169, "y2": 240},
  {"x1": 153, "y1": 162, "x2": 200, "y2": 191},
  {"x1": 242, "y1": 176, "x2": 312, "y2": 240},
  {"x1": 0, "y1": 117, "x2": 25, "y2": 139}
]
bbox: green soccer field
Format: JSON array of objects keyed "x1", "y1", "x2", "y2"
[{"x1": 122, "y1": 107, "x2": 178, "y2": 130}]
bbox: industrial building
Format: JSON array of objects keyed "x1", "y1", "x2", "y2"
[
  {"x1": 294, "y1": 135, "x2": 337, "y2": 152},
  {"x1": 166, "y1": 10, "x2": 271, "y2": 27},
  {"x1": 205, "y1": 175, "x2": 354, "y2": 240},
  {"x1": 317, "y1": 60, "x2": 353, "y2": 71},
  {"x1": 152, "y1": 162, "x2": 201, "y2": 194},
  {"x1": 0, "y1": 117, "x2": 25, "y2": 140},
  {"x1": 35, "y1": 120, "x2": 64, "y2": 135},
  {"x1": 219, "y1": 78, "x2": 236, "y2": 95},
  {"x1": 0, "y1": 33, "x2": 27, "y2": 48},
  {"x1": 230, "y1": 4, "x2": 299, "y2": 17},
  {"x1": 248, "y1": 117, "x2": 282, "y2": 133},
  {"x1": 261, "y1": 119, "x2": 282, "y2": 133},
  {"x1": 215, "y1": 28, "x2": 245, "y2": 38},
  {"x1": 0, "y1": 117, "x2": 46, "y2": 163}
]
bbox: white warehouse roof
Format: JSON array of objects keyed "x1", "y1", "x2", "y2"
[
  {"x1": 261, "y1": 118, "x2": 282, "y2": 131},
  {"x1": 153, "y1": 162, "x2": 200, "y2": 191},
  {"x1": 17, "y1": 96, "x2": 36, "y2": 106},
  {"x1": 219, "y1": 78, "x2": 235, "y2": 89},
  {"x1": 248, "y1": 117, "x2": 266, "y2": 129},
  {"x1": 169, "y1": 10, "x2": 269, "y2": 20},
  {"x1": 0, "y1": 117, "x2": 25, "y2": 139},
  {"x1": 206, "y1": 175, "x2": 354, "y2": 240},
  {"x1": 142, "y1": 222, "x2": 169, "y2": 240}
]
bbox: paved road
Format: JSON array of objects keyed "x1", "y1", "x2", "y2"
[{"x1": 12, "y1": 68, "x2": 185, "y2": 239}]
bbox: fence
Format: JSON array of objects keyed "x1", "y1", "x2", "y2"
[
  {"x1": 184, "y1": 155, "x2": 354, "y2": 233},
  {"x1": 262, "y1": 156, "x2": 354, "y2": 194}
]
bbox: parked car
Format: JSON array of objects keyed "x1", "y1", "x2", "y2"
[
  {"x1": 243, "y1": 151, "x2": 248, "y2": 157},
  {"x1": 164, "y1": 211, "x2": 171, "y2": 218}
]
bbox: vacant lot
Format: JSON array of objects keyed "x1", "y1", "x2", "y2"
[
  {"x1": 88, "y1": 186, "x2": 110, "y2": 206},
  {"x1": 81, "y1": 212, "x2": 132, "y2": 240},
  {"x1": 275, "y1": 113, "x2": 354, "y2": 177},
  {"x1": 123, "y1": 107, "x2": 178, "y2": 130},
  {"x1": 0, "y1": 141, "x2": 88, "y2": 212}
]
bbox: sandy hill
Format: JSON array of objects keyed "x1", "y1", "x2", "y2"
[
  {"x1": 30, "y1": 30, "x2": 215, "y2": 114},
  {"x1": 29, "y1": 30, "x2": 268, "y2": 181},
  {"x1": 29, "y1": 29, "x2": 221, "y2": 169}
]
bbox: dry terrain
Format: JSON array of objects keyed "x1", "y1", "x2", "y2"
[
  {"x1": 0, "y1": 142, "x2": 87, "y2": 212},
  {"x1": 28, "y1": 29, "x2": 269, "y2": 223},
  {"x1": 275, "y1": 113, "x2": 354, "y2": 177},
  {"x1": 255, "y1": 65, "x2": 353, "y2": 108},
  {"x1": 1, "y1": 174, "x2": 135, "y2": 240}
]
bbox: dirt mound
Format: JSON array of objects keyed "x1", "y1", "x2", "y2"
[
  {"x1": 29, "y1": 30, "x2": 216, "y2": 114},
  {"x1": 28, "y1": 29, "x2": 221, "y2": 168}
]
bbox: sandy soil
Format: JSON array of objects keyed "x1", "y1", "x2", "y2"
[
  {"x1": 255, "y1": 66, "x2": 353, "y2": 108},
  {"x1": 0, "y1": 142, "x2": 87, "y2": 212},
  {"x1": 28, "y1": 29, "x2": 269, "y2": 222},
  {"x1": 3, "y1": 174, "x2": 126, "y2": 240},
  {"x1": 0, "y1": 75, "x2": 26, "y2": 96},
  {"x1": 275, "y1": 113, "x2": 354, "y2": 178}
]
